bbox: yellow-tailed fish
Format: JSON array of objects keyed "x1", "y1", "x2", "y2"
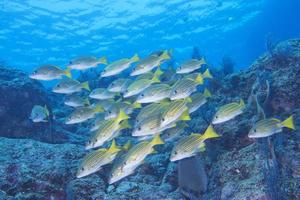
[
  {"x1": 135, "y1": 101, "x2": 169, "y2": 123},
  {"x1": 131, "y1": 51, "x2": 170, "y2": 76},
  {"x1": 76, "y1": 140, "x2": 121, "y2": 178},
  {"x1": 86, "y1": 110, "x2": 130, "y2": 149},
  {"x1": 136, "y1": 83, "x2": 171, "y2": 103},
  {"x1": 30, "y1": 105, "x2": 49, "y2": 122},
  {"x1": 65, "y1": 105, "x2": 103, "y2": 124},
  {"x1": 105, "y1": 101, "x2": 141, "y2": 120},
  {"x1": 89, "y1": 114, "x2": 106, "y2": 131},
  {"x1": 184, "y1": 69, "x2": 213, "y2": 81},
  {"x1": 169, "y1": 73, "x2": 204, "y2": 100},
  {"x1": 68, "y1": 56, "x2": 107, "y2": 70},
  {"x1": 123, "y1": 69, "x2": 162, "y2": 98},
  {"x1": 160, "y1": 98, "x2": 192, "y2": 127},
  {"x1": 248, "y1": 115, "x2": 295, "y2": 138},
  {"x1": 134, "y1": 72, "x2": 155, "y2": 80},
  {"x1": 52, "y1": 78, "x2": 90, "y2": 94},
  {"x1": 109, "y1": 135, "x2": 164, "y2": 184},
  {"x1": 93, "y1": 99, "x2": 116, "y2": 111},
  {"x1": 29, "y1": 64, "x2": 72, "y2": 80},
  {"x1": 89, "y1": 88, "x2": 117, "y2": 100},
  {"x1": 187, "y1": 89, "x2": 212, "y2": 113},
  {"x1": 132, "y1": 113, "x2": 175, "y2": 137},
  {"x1": 162, "y1": 122, "x2": 188, "y2": 142},
  {"x1": 108, "y1": 78, "x2": 132, "y2": 93},
  {"x1": 212, "y1": 99, "x2": 245, "y2": 124},
  {"x1": 64, "y1": 94, "x2": 90, "y2": 108},
  {"x1": 170, "y1": 125, "x2": 220, "y2": 162},
  {"x1": 101, "y1": 54, "x2": 139, "y2": 77},
  {"x1": 176, "y1": 58, "x2": 206, "y2": 74}
]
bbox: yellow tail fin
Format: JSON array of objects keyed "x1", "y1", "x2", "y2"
[
  {"x1": 160, "y1": 50, "x2": 171, "y2": 60},
  {"x1": 199, "y1": 58, "x2": 206, "y2": 65},
  {"x1": 107, "y1": 139, "x2": 121, "y2": 153},
  {"x1": 281, "y1": 115, "x2": 295, "y2": 130},
  {"x1": 194, "y1": 74, "x2": 204, "y2": 84},
  {"x1": 198, "y1": 142, "x2": 206, "y2": 152},
  {"x1": 184, "y1": 97, "x2": 192, "y2": 103},
  {"x1": 64, "y1": 68, "x2": 72, "y2": 78},
  {"x1": 130, "y1": 54, "x2": 139, "y2": 62},
  {"x1": 180, "y1": 109, "x2": 191, "y2": 121},
  {"x1": 84, "y1": 98, "x2": 90, "y2": 106},
  {"x1": 117, "y1": 109, "x2": 130, "y2": 123},
  {"x1": 202, "y1": 69, "x2": 213, "y2": 79},
  {"x1": 99, "y1": 56, "x2": 107, "y2": 65},
  {"x1": 204, "y1": 88, "x2": 212, "y2": 98},
  {"x1": 151, "y1": 74, "x2": 161, "y2": 83},
  {"x1": 123, "y1": 140, "x2": 132, "y2": 151},
  {"x1": 239, "y1": 99, "x2": 245, "y2": 109},
  {"x1": 132, "y1": 102, "x2": 142, "y2": 109},
  {"x1": 150, "y1": 134, "x2": 164, "y2": 146},
  {"x1": 119, "y1": 120, "x2": 131, "y2": 129},
  {"x1": 81, "y1": 81, "x2": 90, "y2": 91},
  {"x1": 202, "y1": 125, "x2": 220, "y2": 140},
  {"x1": 94, "y1": 105, "x2": 104, "y2": 113},
  {"x1": 154, "y1": 67, "x2": 163, "y2": 77}
]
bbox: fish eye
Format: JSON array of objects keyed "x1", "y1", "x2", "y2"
[
  {"x1": 138, "y1": 126, "x2": 141, "y2": 131},
  {"x1": 132, "y1": 67, "x2": 136, "y2": 71},
  {"x1": 111, "y1": 83, "x2": 114, "y2": 86},
  {"x1": 57, "y1": 84, "x2": 60, "y2": 88},
  {"x1": 33, "y1": 70, "x2": 37, "y2": 74},
  {"x1": 174, "y1": 90, "x2": 178, "y2": 94},
  {"x1": 95, "y1": 139, "x2": 98, "y2": 142},
  {"x1": 141, "y1": 94, "x2": 144, "y2": 97},
  {"x1": 162, "y1": 118, "x2": 165, "y2": 122},
  {"x1": 69, "y1": 61, "x2": 72, "y2": 64},
  {"x1": 88, "y1": 140, "x2": 91, "y2": 144},
  {"x1": 125, "y1": 89, "x2": 128, "y2": 93},
  {"x1": 81, "y1": 167, "x2": 84, "y2": 171},
  {"x1": 215, "y1": 115, "x2": 218, "y2": 119},
  {"x1": 174, "y1": 151, "x2": 177, "y2": 155},
  {"x1": 108, "y1": 110, "x2": 112, "y2": 114},
  {"x1": 254, "y1": 129, "x2": 257, "y2": 133}
]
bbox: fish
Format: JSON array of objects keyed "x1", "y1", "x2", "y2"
[
  {"x1": 176, "y1": 58, "x2": 206, "y2": 74},
  {"x1": 170, "y1": 125, "x2": 220, "y2": 162},
  {"x1": 169, "y1": 73, "x2": 204, "y2": 100},
  {"x1": 93, "y1": 99, "x2": 116, "y2": 111},
  {"x1": 108, "y1": 135, "x2": 164, "y2": 184},
  {"x1": 89, "y1": 88, "x2": 117, "y2": 100},
  {"x1": 29, "y1": 64, "x2": 72, "y2": 80},
  {"x1": 68, "y1": 56, "x2": 107, "y2": 70},
  {"x1": 136, "y1": 83, "x2": 171, "y2": 103},
  {"x1": 105, "y1": 101, "x2": 141, "y2": 120},
  {"x1": 52, "y1": 78, "x2": 90, "y2": 94},
  {"x1": 123, "y1": 69, "x2": 163, "y2": 98},
  {"x1": 187, "y1": 89, "x2": 212, "y2": 113},
  {"x1": 65, "y1": 105, "x2": 104, "y2": 124},
  {"x1": 248, "y1": 115, "x2": 295, "y2": 138},
  {"x1": 76, "y1": 139, "x2": 121, "y2": 178},
  {"x1": 108, "y1": 78, "x2": 132, "y2": 93},
  {"x1": 86, "y1": 110, "x2": 130, "y2": 149},
  {"x1": 160, "y1": 98, "x2": 192, "y2": 127},
  {"x1": 183, "y1": 69, "x2": 213, "y2": 81},
  {"x1": 162, "y1": 122, "x2": 187, "y2": 142},
  {"x1": 101, "y1": 54, "x2": 139, "y2": 77},
  {"x1": 130, "y1": 51, "x2": 170, "y2": 76},
  {"x1": 89, "y1": 114, "x2": 106, "y2": 131},
  {"x1": 135, "y1": 101, "x2": 169, "y2": 124},
  {"x1": 212, "y1": 99, "x2": 245, "y2": 124},
  {"x1": 64, "y1": 94, "x2": 90, "y2": 108},
  {"x1": 132, "y1": 113, "x2": 175, "y2": 137},
  {"x1": 30, "y1": 105, "x2": 49, "y2": 122}
]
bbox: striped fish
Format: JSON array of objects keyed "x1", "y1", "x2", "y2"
[
  {"x1": 86, "y1": 110, "x2": 130, "y2": 149},
  {"x1": 160, "y1": 98, "x2": 192, "y2": 127},
  {"x1": 136, "y1": 83, "x2": 171, "y2": 103},
  {"x1": 89, "y1": 88, "x2": 117, "y2": 100},
  {"x1": 162, "y1": 122, "x2": 187, "y2": 142},
  {"x1": 170, "y1": 125, "x2": 220, "y2": 162},
  {"x1": 187, "y1": 88, "x2": 212, "y2": 113},
  {"x1": 136, "y1": 101, "x2": 169, "y2": 123},
  {"x1": 77, "y1": 140, "x2": 121, "y2": 178},
  {"x1": 176, "y1": 58, "x2": 206, "y2": 74},
  {"x1": 65, "y1": 105, "x2": 104, "y2": 124},
  {"x1": 212, "y1": 99, "x2": 245, "y2": 124},
  {"x1": 105, "y1": 101, "x2": 141, "y2": 120},
  {"x1": 108, "y1": 78, "x2": 132, "y2": 93},
  {"x1": 248, "y1": 115, "x2": 295, "y2": 138},
  {"x1": 184, "y1": 69, "x2": 213, "y2": 81}
]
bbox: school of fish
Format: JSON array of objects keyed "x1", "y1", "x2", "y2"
[{"x1": 29, "y1": 50, "x2": 296, "y2": 184}]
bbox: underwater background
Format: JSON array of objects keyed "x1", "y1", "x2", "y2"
[{"x1": 0, "y1": 0, "x2": 300, "y2": 200}]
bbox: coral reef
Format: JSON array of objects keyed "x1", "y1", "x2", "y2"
[{"x1": 0, "y1": 39, "x2": 299, "y2": 199}]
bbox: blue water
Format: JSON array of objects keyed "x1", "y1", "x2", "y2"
[{"x1": 1, "y1": 0, "x2": 299, "y2": 74}]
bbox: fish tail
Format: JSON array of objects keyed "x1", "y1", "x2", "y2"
[
  {"x1": 198, "y1": 142, "x2": 206, "y2": 152},
  {"x1": 202, "y1": 69, "x2": 213, "y2": 79},
  {"x1": 117, "y1": 109, "x2": 130, "y2": 122},
  {"x1": 99, "y1": 56, "x2": 108, "y2": 65},
  {"x1": 107, "y1": 139, "x2": 121, "y2": 153},
  {"x1": 281, "y1": 115, "x2": 295, "y2": 130},
  {"x1": 64, "y1": 68, "x2": 72, "y2": 78},
  {"x1": 185, "y1": 97, "x2": 192, "y2": 103},
  {"x1": 180, "y1": 109, "x2": 191, "y2": 121},
  {"x1": 202, "y1": 125, "x2": 220, "y2": 140},
  {"x1": 195, "y1": 73, "x2": 204, "y2": 84},
  {"x1": 130, "y1": 54, "x2": 139, "y2": 62},
  {"x1": 151, "y1": 74, "x2": 161, "y2": 83},
  {"x1": 150, "y1": 134, "x2": 164, "y2": 146},
  {"x1": 84, "y1": 98, "x2": 90, "y2": 106},
  {"x1": 132, "y1": 102, "x2": 142, "y2": 109},
  {"x1": 200, "y1": 57, "x2": 206, "y2": 65},
  {"x1": 239, "y1": 99, "x2": 245, "y2": 109},
  {"x1": 120, "y1": 120, "x2": 131, "y2": 129},
  {"x1": 204, "y1": 88, "x2": 212, "y2": 98},
  {"x1": 154, "y1": 67, "x2": 164, "y2": 77},
  {"x1": 160, "y1": 50, "x2": 171, "y2": 60},
  {"x1": 122, "y1": 140, "x2": 132, "y2": 151},
  {"x1": 82, "y1": 81, "x2": 90, "y2": 91}
]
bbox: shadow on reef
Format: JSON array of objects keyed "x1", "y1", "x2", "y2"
[{"x1": 0, "y1": 39, "x2": 299, "y2": 199}]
